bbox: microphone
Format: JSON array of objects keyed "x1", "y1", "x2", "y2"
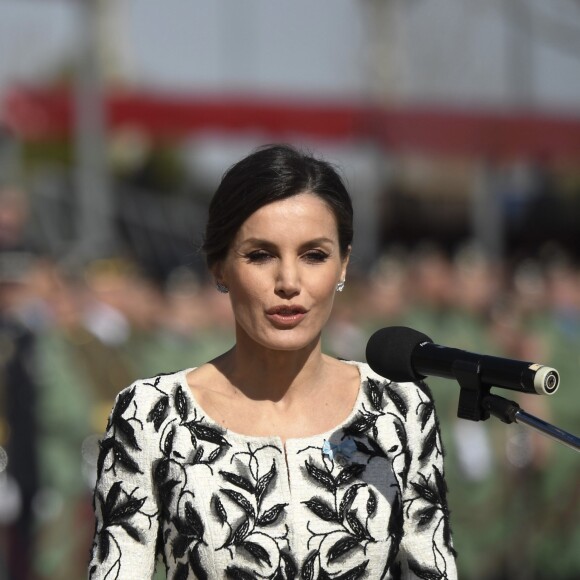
[{"x1": 366, "y1": 326, "x2": 560, "y2": 396}]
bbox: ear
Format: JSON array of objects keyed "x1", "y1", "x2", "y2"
[
  {"x1": 211, "y1": 262, "x2": 225, "y2": 286},
  {"x1": 340, "y1": 245, "x2": 351, "y2": 281}
]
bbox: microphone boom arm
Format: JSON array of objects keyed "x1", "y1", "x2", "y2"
[
  {"x1": 482, "y1": 394, "x2": 580, "y2": 452},
  {"x1": 451, "y1": 359, "x2": 580, "y2": 452}
]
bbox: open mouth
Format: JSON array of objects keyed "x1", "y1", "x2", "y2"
[{"x1": 266, "y1": 305, "x2": 307, "y2": 325}]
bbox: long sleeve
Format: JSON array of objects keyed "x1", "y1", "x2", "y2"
[
  {"x1": 87, "y1": 364, "x2": 458, "y2": 579},
  {"x1": 390, "y1": 379, "x2": 457, "y2": 579},
  {"x1": 88, "y1": 382, "x2": 161, "y2": 580}
]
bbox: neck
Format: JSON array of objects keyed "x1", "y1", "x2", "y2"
[{"x1": 216, "y1": 337, "x2": 326, "y2": 403}]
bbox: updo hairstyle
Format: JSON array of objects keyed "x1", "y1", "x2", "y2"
[{"x1": 202, "y1": 144, "x2": 353, "y2": 269}]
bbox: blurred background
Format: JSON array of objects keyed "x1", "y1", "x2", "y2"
[{"x1": 0, "y1": 1, "x2": 579, "y2": 579}]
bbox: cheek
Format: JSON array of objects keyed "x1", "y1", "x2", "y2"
[
  {"x1": 310, "y1": 271, "x2": 341, "y2": 301},
  {"x1": 228, "y1": 272, "x2": 268, "y2": 309}
]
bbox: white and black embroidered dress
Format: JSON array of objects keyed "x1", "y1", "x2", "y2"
[{"x1": 88, "y1": 361, "x2": 457, "y2": 579}]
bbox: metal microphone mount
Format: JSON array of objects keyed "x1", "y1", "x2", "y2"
[{"x1": 450, "y1": 359, "x2": 579, "y2": 453}]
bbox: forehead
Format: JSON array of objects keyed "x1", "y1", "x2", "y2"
[{"x1": 235, "y1": 193, "x2": 339, "y2": 241}]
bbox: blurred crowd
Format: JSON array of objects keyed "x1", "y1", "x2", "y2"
[
  {"x1": 0, "y1": 182, "x2": 579, "y2": 580},
  {"x1": 331, "y1": 242, "x2": 580, "y2": 580}
]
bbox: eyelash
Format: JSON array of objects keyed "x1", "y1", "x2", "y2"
[
  {"x1": 245, "y1": 251, "x2": 271, "y2": 263},
  {"x1": 245, "y1": 250, "x2": 329, "y2": 264},
  {"x1": 304, "y1": 250, "x2": 329, "y2": 263}
]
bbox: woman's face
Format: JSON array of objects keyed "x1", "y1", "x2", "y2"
[{"x1": 214, "y1": 192, "x2": 349, "y2": 353}]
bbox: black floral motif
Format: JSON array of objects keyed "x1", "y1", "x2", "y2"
[
  {"x1": 214, "y1": 445, "x2": 295, "y2": 579},
  {"x1": 418, "y1": 425, "x2": 439, "y2": 464},
  {"x1": 385, "y1": 385, "x2": 408, "y2": 420},
  {"x1": 342, "y1": 377, "x2": 390, "y2": 441},
  {"x1": 314, "y1": 377, "x2": 454, "y2": 578},
  {"x1": 349, "y1": 387, "x2": 411, "y2": 488},
  {"x1": 147, "y1": 395, "x2": 170, "y2": 432},
  {"x1": 352, "y1": 437, "x2": 390, "y2": 462},
  {"x1": 301, "y1": 551, "x2": 369, "y2": 580},
  {"x1": 97, "y1": 387, "x2": 144, "y2": 479},
  {"x1": 155, "y1": 384, "x2": 234, "y2": 578},
  {"x1": 300, "y1": 452, "x2": 373, "y2": 578},
  {"x1": 89, "y1": 367, "x2": 456, "y2": 579},
  {"x1": 408, "y1": 556, "x2": 449, "y2": 580},
  {"x1": 366, "y1": 377, "x2": 384, "y2": 412},
  {"x1": 343, "y1": 411, "x2": 380, "y2": 438},
  {"x1": 384, "y1": 492, "x2": 404, "y2": 574},
  {"x1": 278, "y1": 552, "x2": 298, "y2": 579},
  {"x1": 406, "y1": 466, "x2": 456, "y2": 558},
  {"x1": 172, "y1": 501, "x2": 205, "y2": 557},
  {"x1": 90, "y1": 481, "x2": 155, "y2": 579},
  {"x1": 418, "y1": 398, "x2": 434, "y2": 431},
  {"x1": 389, "y1": 561, "x2": 402, "y2": 580},
  {"x1": 97, "y1": 436, "x2": 142, "y2": 478},
  {"x1": 225, "y1": 566, "x2": 256, "y2": 580}
]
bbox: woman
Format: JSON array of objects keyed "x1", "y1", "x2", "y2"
[{"x1": 89, "y1": 145, "x2": 457, "y2": 579}]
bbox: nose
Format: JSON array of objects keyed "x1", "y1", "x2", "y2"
[{"x1": 275, "y1": 259, "x2": 300, "y2": 298}]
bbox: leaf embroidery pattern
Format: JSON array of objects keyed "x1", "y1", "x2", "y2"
[
  {"x1": 90, "y1": 371, "x2": 456, "y2": 579},
  {"x1": 147, "y1": 395, "x2": 170, "y2": 432},
  {"x1": 90, "y1": 481, "x2": 155, "y2": 579},
  {"x1": 408, "y1": 556, "x2": 447, "y2": 580},
  {"x1": 366, "y1": 377, "x2": 384, "y2": 412},
  {"x1": 300, "y1": 455, "x2": 373, "y2": 577},
  {"x1": 405, "y1": 466, "x2": 457, "y2": 565},
  {"x1": 310, "y1": 377, "x2": 455, "y2": 578},
  {"x1": 418, "y1": 399, "x2": 434, "y2": 431},
  {"x1": 343, "y1": 411, "x2": 380, "y2": 438},
  {"x1": 154, "y1": 383, "x2": 234, "y2": 578},
  {"x1": 418, "y1": 425, "x2": 439, "y2": 465},
  {"x1": 171, "y1": 501, "x2": 205, "y2": 559},
  {"x1": 97, "y1": 387, "x2": 144, "y2": 479},
  {"x1": 215, "y1": 445, "x2": 296, "y2": 578}
]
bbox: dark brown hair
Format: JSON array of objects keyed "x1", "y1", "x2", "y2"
[{"x1": 202, "y1": 144, "x2": 353, "y2": 268}]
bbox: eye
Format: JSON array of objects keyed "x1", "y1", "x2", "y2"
[
  {"x1": 303, "y1": 250, "x2": 329, "y2": 264},
  {"x1": 245, "y1": 250, "x2": 273, "y2": 263}
]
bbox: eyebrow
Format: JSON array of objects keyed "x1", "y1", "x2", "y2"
[{"x1": 238, "y1": 237, "x2": 336, "y2": 249}]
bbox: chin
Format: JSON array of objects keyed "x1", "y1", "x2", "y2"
[
  {"x1": 256, "y1": 329, "x2": 319, "y2": 353},
  {"x1": 237, "y1": 319, "x2": 322, "y2": 353}
]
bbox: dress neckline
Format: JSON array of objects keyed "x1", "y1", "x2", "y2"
[{"x1": 178, "y1": 360, "x2": 368, "y2": 446}]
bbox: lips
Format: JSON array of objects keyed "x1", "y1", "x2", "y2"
[{"x1": 266, "y1": 305, "x2": 307, "y2": 326}]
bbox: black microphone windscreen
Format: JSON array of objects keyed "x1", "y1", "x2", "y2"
[{"x1": 365, "y1": 326, "x2": 432, "y2": 382}]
